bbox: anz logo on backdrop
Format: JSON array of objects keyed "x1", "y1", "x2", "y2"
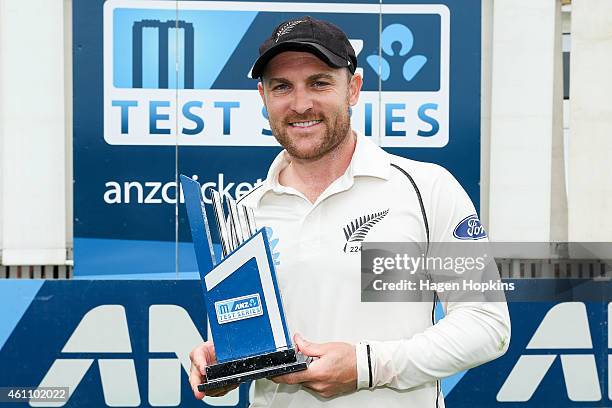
[
  {"x1": 103, "y1": 0, "x2": 450, "y2": 147},
  {"x1": 497, "y1": 302, "x2": 611, "y2": 404},
  {"x1": 30, "y1": 305, "x2": 241, "y2": 407}
]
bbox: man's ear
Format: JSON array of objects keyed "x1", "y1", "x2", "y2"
[
  {"x1": 348, "y1": 73, "x2": 363, "y2": 106},
  {"x1": 258, "y1": 82, "x2": 265, "y2": 104}
]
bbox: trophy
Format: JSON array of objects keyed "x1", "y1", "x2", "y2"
[{"x1": 179, "y1": 175, "x2": 309, "y2": 391}]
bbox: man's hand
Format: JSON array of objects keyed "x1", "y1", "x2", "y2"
[
  {"x1": 271, "y1": 334, "x2": 357, "y2": 398},
  {"x1": 189, "y1": 341, "x2": 238, "y2": 399}
]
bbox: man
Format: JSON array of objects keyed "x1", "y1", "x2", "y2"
[{"x1": 190, "y1": 16, "x2": 510, "y2": 407}]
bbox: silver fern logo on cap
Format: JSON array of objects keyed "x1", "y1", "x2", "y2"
[
  {"x1": 342, "y1": 209, "x2": 389, "y2": 252},
  {"x1": 275, "y1": 20, "x2": 304, "y2": 42}
]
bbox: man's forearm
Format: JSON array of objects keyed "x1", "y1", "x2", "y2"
[{"x1": 356, "y1": 302, "x2": 511, "y2": 390}]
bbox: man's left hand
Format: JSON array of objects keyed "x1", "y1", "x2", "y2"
[{"x1": 271, "y1": 334, "x2": 357, "y2": 398}]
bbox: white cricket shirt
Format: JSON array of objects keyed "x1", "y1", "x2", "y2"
[{"x1": 240, "y1": 132, "x2": 510, "y2": 407}]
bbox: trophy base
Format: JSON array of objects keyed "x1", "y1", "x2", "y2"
[{"x1": 198, "y1": 348, "x2": 310, "y2": 392}]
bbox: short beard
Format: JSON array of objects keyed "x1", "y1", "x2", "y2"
[{"x1": 269, "y1": 100, "x2": 352, "y2": 161}]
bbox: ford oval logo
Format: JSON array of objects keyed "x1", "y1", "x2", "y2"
[{"x1": 453, "y1": 214, "x2": 487, "y2": 240}]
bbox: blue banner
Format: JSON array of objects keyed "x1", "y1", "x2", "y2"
[{"x1": 1, "y1": 280, "x2": 609, "y2": 406}]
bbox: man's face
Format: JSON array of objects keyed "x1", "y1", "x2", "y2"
[{"x1": 258, "y1": 51, "x2": 362, "y2": 161}]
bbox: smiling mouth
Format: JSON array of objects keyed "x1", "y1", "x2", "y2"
[{"x1": 289, "y1": 120, "x2": 322, "y2": 128}]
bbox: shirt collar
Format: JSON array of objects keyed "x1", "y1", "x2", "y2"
[
  {"x1": 256, "y1": 131, "x2": 391, "y2": 203},
  {"x1": 349, "y1": 131, "x2": 391, "y2": 179}
]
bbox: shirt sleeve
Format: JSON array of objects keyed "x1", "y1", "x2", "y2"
[
  {"x1": 355, "y1": 342, "x2": 371, "y2": 389},
  {"x1": 357, "y1": 166, "x2": 511, "y2": 390}
]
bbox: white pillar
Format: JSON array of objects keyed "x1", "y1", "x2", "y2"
[
  {"x1": 0, "y1": 0, "x2": 67, "y2": 264},
  {"x1": 567, "y1": 0, "x2": 612, "y2": 242},
  {"x1": 550, "y1": 1, "x2": 568, "y2": 243},
  {"x1": 479, "y1": 0, "x2": 493, "y2": 230},
  {"x1": 488, "y1": 0, "x2": 563, "y2": 242},
  {"x1": 64, "y1": 0, "x2": 73, "y2": 256}
]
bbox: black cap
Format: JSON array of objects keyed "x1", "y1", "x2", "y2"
[{"x1": 251, "y1": 16, "x2": 357, "y2": 79}]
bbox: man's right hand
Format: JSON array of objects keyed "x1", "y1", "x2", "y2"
[{"x1": 189, "y1": 341, "x2": 239, "y2": 399}]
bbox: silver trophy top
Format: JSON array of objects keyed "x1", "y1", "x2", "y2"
[{"x1": 207, "y1": 188, "x2": 257, "y2": 259}]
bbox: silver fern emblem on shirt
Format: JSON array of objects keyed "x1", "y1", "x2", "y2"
[
  {"x1": 275, "y1": 20, "x2": 304, "y2": 42},
  {"x1": 342, "y1": 209, "x2": 389, "y2": 252}
]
